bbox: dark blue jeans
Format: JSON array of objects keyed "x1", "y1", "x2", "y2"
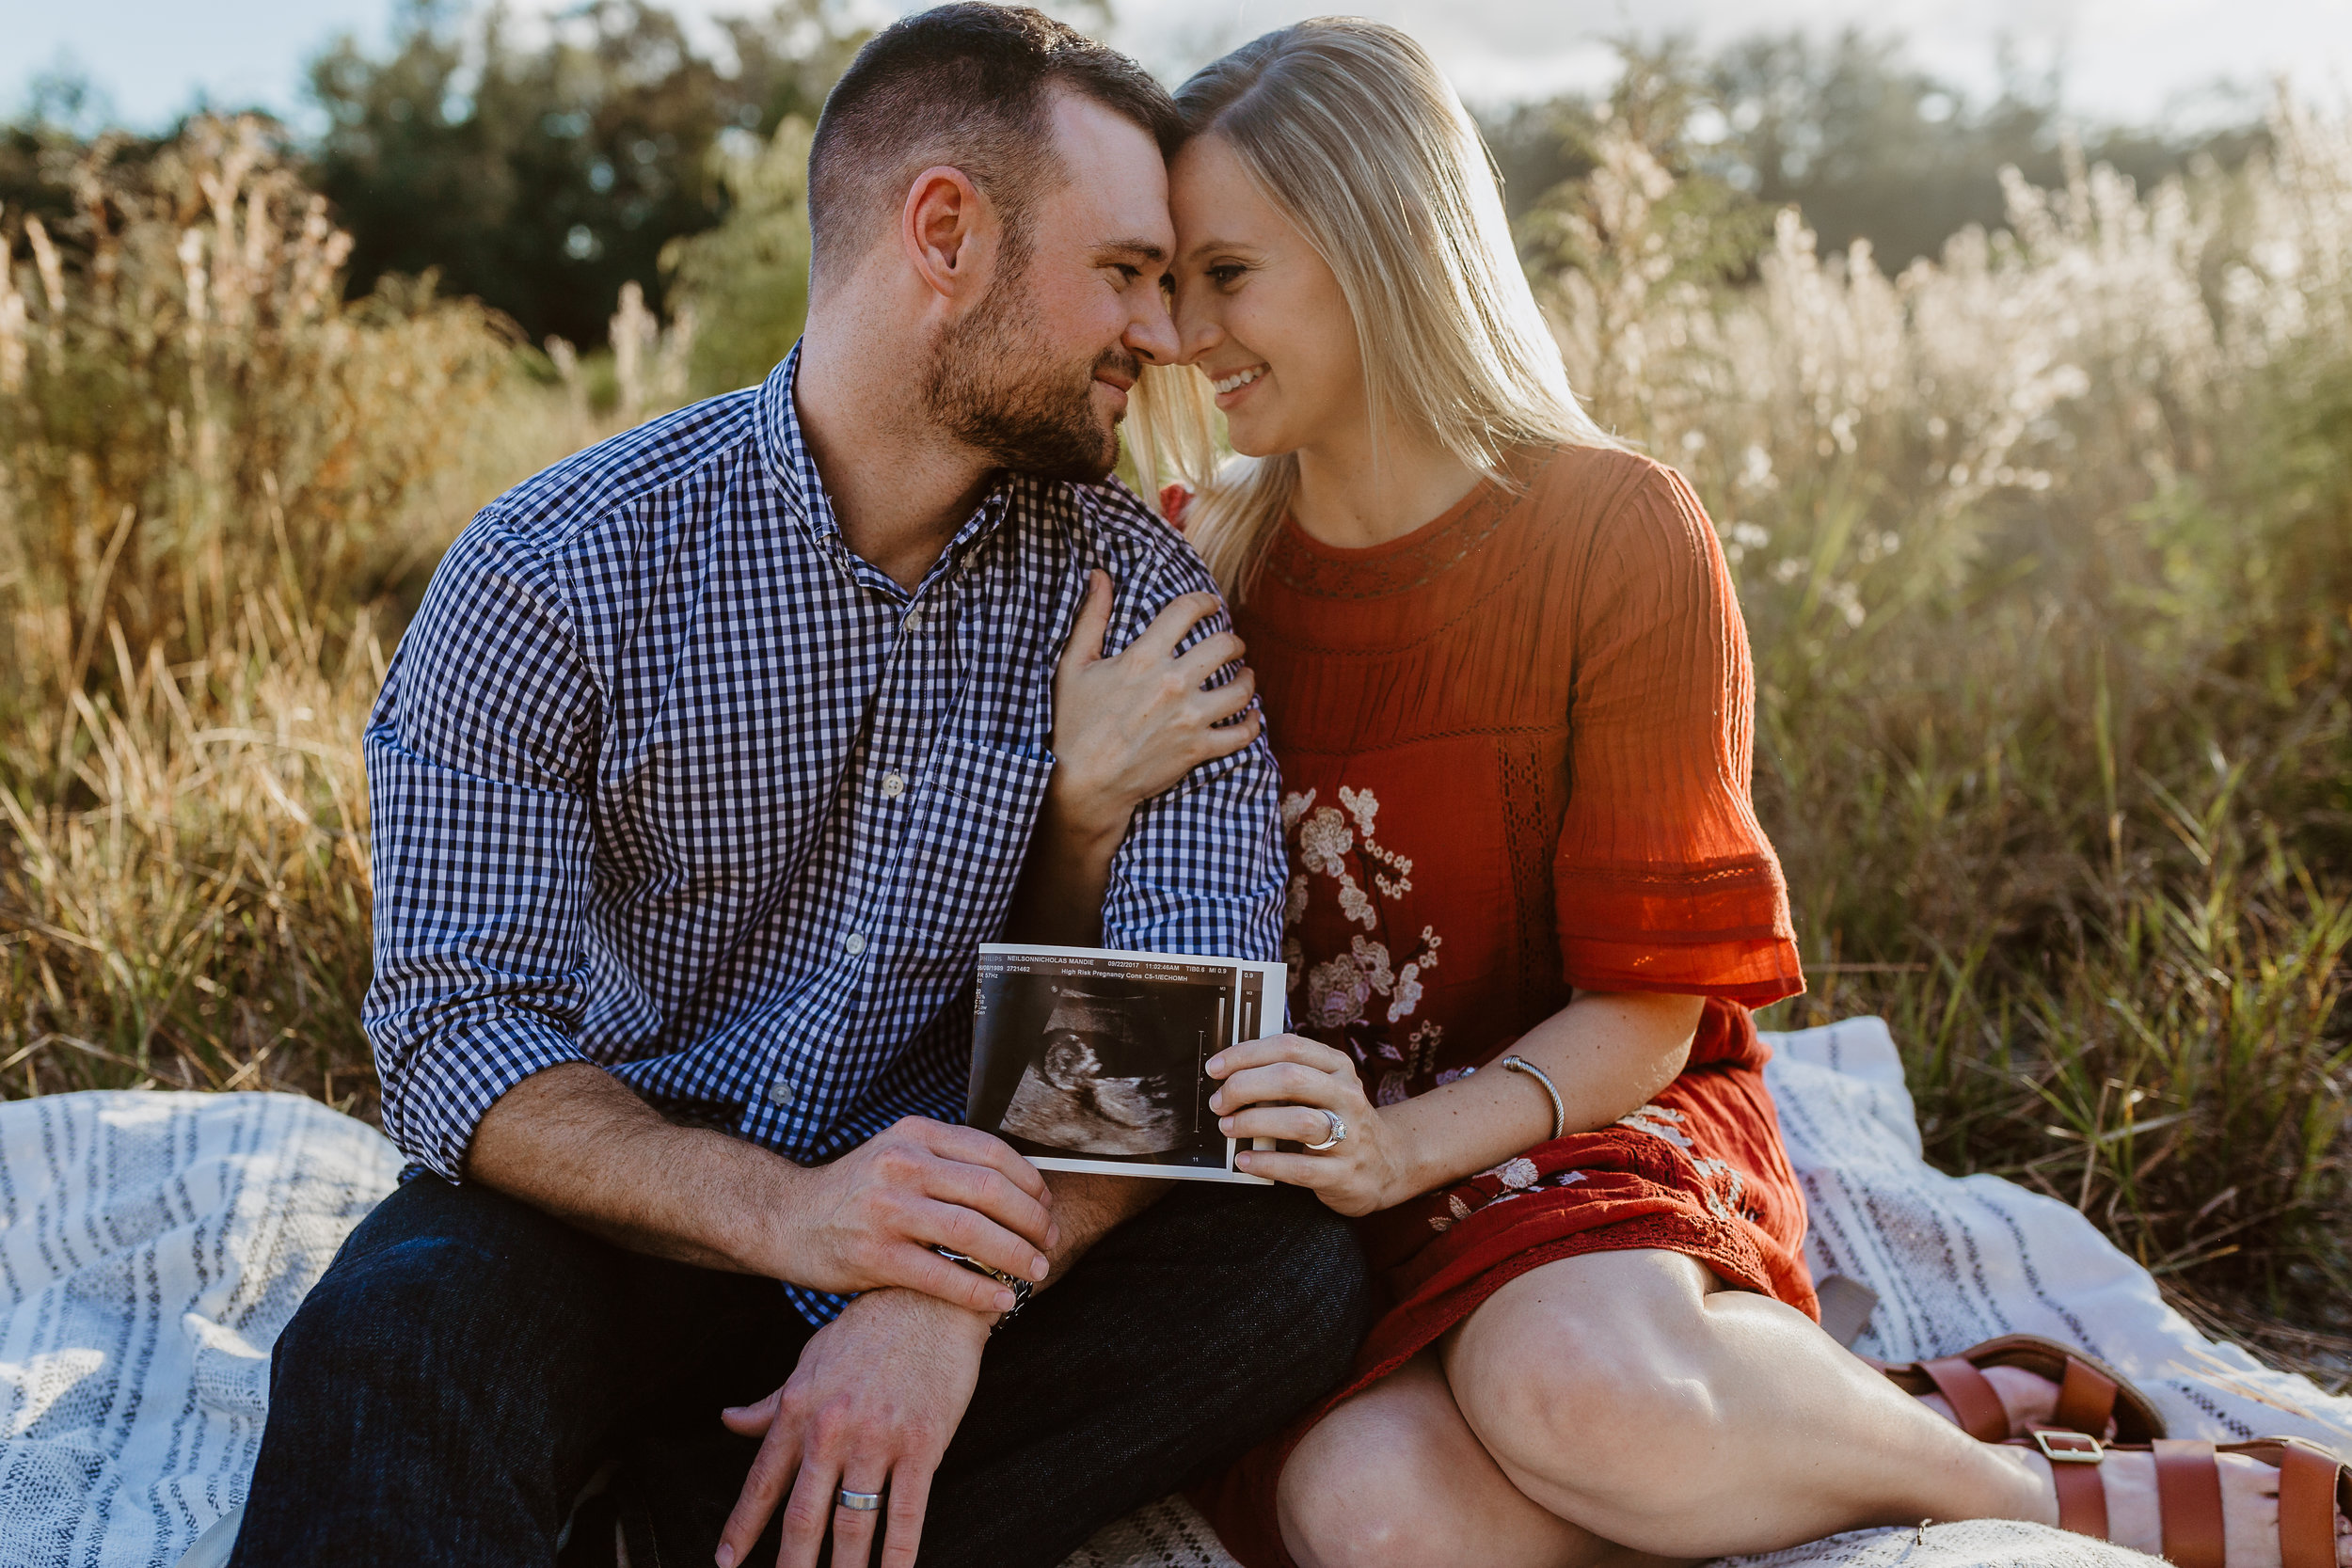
[{"x1": 229, "y1": 1172, "x2": 1369, "y2": 1568}]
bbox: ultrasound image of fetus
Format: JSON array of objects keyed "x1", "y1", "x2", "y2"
[{"x1": 998, "y1": 986, "x2": 1191, "y2": 1156}]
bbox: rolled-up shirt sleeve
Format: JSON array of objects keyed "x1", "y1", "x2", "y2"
[
  {"x1": 1096, "y1": 551, "x2": 1287, "y2": 963},
  {"x1": 363, "y1": 514, "x2": 605, "y2": 1180}
]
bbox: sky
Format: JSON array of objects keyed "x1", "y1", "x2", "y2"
[{"x1": 4, "y1": 0, "x2": 2348, "y2": 133}]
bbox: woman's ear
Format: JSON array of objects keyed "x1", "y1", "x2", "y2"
[{"x1": 901, "y1": 165, "x2": 995, "y2": 300}]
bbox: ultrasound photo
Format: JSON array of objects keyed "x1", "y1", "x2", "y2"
[{"x1": 967, "y1": 945, "x2": 1281, "y2": 1182}]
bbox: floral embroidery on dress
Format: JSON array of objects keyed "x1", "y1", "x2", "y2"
[
  {"x1": 1304, "y1": 953, "x2": 1372, "y2": 1032},
  {"x1": 1419, "y1": 1094, "x2": 1771, "y2": 1238},
  {"x1": 1617, "y1": 1102, "x2": 1758, "y2": 1223},
  {"x1": 1341, "y1": 785, "x2": 1416, "y2": 898},
  {"x1": 1425, "y1": 1159, "x2": 1588, "y2": 1233},
  {"x1": 1281, "y1": 785, "x2": 1443, "y2": 1069},
  {"x1": 1617, "y1": 1102, "x2": 1693, "y2": 1149},
  {"x1": 1691, "y1": 1157, "x2": 1747, "y2": 1222}
]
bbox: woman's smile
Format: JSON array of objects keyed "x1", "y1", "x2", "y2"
[{"x1": 1211, "y1": 363, "x2": 1268, "y2": 406}]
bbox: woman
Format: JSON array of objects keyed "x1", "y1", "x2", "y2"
[{"x1": 1041, "y1": 19, "x2": 2348, "y2": 1568}]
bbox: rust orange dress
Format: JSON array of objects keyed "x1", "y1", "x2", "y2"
[{"x1": 1171, "y1": 447, "x2": 1815, "y2": 1568}]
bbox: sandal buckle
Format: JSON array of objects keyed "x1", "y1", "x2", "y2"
[{"x1": 2032, "y1": 1429, "x2": 2104, "y2": 1465}]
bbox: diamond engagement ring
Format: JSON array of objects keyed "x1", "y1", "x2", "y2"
[
  {"x1": 1304, "y1": 1109, "x2": 1348, "y2": 1151},
  {"x1": 837, "y1": 1488, "x2": 884, "y2": 1513}
]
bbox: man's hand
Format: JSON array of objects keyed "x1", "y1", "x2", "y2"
[
  {"x1": 714, "y1": 1172, "x2": 1163, "y2": 1568},
  {"x1": 468, "y1": 1068, "x2": 1057, "y2": 1317},
  {"x1": 771, "y1": 1117, "x2": 1058, "y2": 1312},
  {"x1": 714, "y1": 1290, "x2": 988, "y2": 1568}
]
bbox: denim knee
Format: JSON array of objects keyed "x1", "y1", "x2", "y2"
[{"x1": 268, "y1": 1177, "x2": 619, "y2": 1417}]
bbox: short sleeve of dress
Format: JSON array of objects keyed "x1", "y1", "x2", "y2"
[{"x1": 1552, "y1": 459, "x2": 1804, "y2": 1007}]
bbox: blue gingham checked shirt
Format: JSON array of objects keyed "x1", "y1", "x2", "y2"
[{"x1": 363, "y1": 346, "x2": 1284, "y2": 1323}]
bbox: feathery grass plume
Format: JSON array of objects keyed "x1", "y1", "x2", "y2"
[
  {"x1": 0, "y1": 116, "x2": 683, "y2": 1117},
  {"x1": 1524, "y1": 94, "x2": 2352, "y2": 1333}
]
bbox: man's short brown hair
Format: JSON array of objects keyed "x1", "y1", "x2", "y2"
[{"x1": 806, "y1": 4, "x2": 1182, "y2": 288}]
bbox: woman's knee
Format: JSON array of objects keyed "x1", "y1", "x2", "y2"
[
  {"x1": 1448, "y1": 1257, "x2": 1723, "y2": 1497},
  {"x1": 1278, "y1": 1418, "x2": 1461, "y2": 1568},
  {"x1": 1485, "y1": 1339, "x2": 1713, "y2": 1480}
]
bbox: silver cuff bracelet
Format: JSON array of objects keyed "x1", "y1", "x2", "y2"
[{"x1": 1498, "y1": 1053, "x2": 1566, "y2": 1143}]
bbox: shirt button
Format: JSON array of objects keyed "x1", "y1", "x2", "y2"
[
  {"x1": 844, "y1": 932, "x2": 867, "y2": 957},
  {"x1": 767, "y1": 1077, "x2": 794, "y2": 1107},
  {"x1": 880, "y1": 772, "x2": 905, "y2": 799},
  {"x1": 903, "y1": 609, "x2": 924, "y2": 631}
]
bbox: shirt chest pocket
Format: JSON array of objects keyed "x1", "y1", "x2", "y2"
[{"x1": 898, "y1": 734, "x2": 1056, "y2": 951}]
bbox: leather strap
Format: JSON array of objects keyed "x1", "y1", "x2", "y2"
[
  {"x1": 2153, "y1": 1439, "x2": 2228, "y2": 1568},
  {"x1": 2276, "y1": 1441, "x2": 2344, "y2": 1568},
  {"x1": 1919, "y1": 1356, "x2": 2010, "y2": 1441},
  {"x1": 2053, "y1": 1357, "x2": 2121, "y2": 1438},
  {"x1": 2048, "y1": 1452, "x2": 2109, "y2": 1541}
]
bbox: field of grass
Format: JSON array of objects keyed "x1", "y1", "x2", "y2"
[{"x1": 3, "y1": 108, "x2": 2348, "y2": 1366}]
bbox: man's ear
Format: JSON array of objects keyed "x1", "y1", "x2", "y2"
[{"x1": 901, "y1": 165, "x2": 996, "y2": 301}]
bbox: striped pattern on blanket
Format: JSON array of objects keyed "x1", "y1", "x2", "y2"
[
  {"x1": 0, "y1": 1091, "x2": 397, "y2": 1568},
  {"x1": 1, "y1": 1020, "x2": 2344, "y2": 1568}
]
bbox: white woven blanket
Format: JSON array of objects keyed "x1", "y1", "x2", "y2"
[{"x1": 3, "y1": 1019, "x2": 2345, "y2": 1568}]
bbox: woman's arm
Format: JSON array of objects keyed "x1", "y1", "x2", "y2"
[
  {"x1": 1207, "y1": 990, "x2": 1703, "y2": 1216},
  {"x1": 1004, "y1": 569, "x2": 1263, "y2": 944}
]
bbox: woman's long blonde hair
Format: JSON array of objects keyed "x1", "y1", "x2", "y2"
[{"x1": 1128, "y1": 18, "x2": 1622, "y2": 598}]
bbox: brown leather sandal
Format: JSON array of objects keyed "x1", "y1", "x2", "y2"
[
  {"x1": 2014, "y1": 1430, "x2": 2350, "y2": 1568},
  {"x1": 1869, "y1": 1334, "x2": 2167, "y2": 1443}
]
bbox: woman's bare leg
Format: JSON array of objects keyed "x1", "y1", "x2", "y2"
[
  {"x1": 1278, "y1": 1248, "x2": 2349, "y2": 1566},
  {"x1": 1440, "y1": 1249, "x2": 2053, "y2": 1559},
  {"x1": 1443, "y1": 1248, "x2": 2350, "y2": 1565},
  {"x1": 1277, "y1": 1351, "x2": 1686, "y2": 1568}
]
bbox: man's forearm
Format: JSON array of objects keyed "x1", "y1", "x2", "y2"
[{"x1": 467, "y1": 1060, "x2": 798, "y2": 1276}]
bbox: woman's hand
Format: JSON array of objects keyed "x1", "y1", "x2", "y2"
[
  {"x1": 1048, "y1": 570, "x2": 1262, "y2": 841},
  {"x1": 1209, "y1": 1034, "x2": 1406, "y2": 1217}
]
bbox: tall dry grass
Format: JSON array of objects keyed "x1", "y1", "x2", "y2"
[
  {"x1": 0, "y1": 117, "x2": 672, "y2": 1116},
  {"x1": 1535, "y1": 98, "x2": 2352, "y2": 1334},
  {"x1": 1, "y1": 103, "x2": 2347, "y2": 1341}
]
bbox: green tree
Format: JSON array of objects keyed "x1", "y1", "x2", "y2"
[
  {"x1": 305, "y1": 0, "x2": 863, "y2": 348},
  {"x1": 661, "y1": 115, "x2": 813, "y2": 396}
]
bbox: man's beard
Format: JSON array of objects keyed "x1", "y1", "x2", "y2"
[{"x1": 923, "y1": 264, "x2": 1136, "y2": 484}]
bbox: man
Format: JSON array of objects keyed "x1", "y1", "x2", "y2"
[{"x1": 228, "y1": 8, "x2": 1370, "y2": 1567}]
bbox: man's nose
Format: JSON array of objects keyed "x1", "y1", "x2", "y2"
[{"x1": 1125, "y1": 283, "x2": 1181, "y2": 366}]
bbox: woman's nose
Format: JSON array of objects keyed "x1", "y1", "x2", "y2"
[{"x1": 1172, "y1": 291, "x2": 1223, "y2": 366}]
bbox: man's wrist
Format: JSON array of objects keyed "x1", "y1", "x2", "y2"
[
  {"x1": 849, "y1": 1285, "x2": 994, "y2": 1349},
  {"x1": 735, "y1": 1148, "x2": 814, "y2": 1280},
  {"x1": 1041, "y1": 768, "x2": 1135, "y2": 847}
]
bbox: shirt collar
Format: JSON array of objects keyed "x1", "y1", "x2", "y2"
[{"x1": 756, "y1": 342, "x2": 1018, "y2": 586}]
